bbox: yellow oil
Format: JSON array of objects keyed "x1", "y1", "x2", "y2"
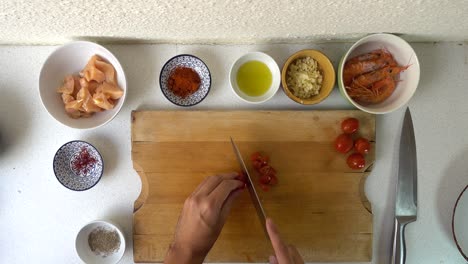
[{"x1": 236, "y1": 60, "x2": 272, "y2": 97}]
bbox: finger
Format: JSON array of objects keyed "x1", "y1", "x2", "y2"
[
  {"x1": 288, "y1": 245, "x2": 304, "y2": 264},
  {"x1": 196, "y1": 173, "x2": 238, "y2": 196},
  {"x1": 219, "y1": 187, "x2": 244, "y2": 221},
  {"x1": 266, "y1": 218, "x2": 292, "y2": 264},
  {"x1": 211, "y1": 179, "x2": 244, "y2": 209},
  {"x1": 191, "y1": 175, "x2": 211, "y2": 196},
  {"x1": 268, "y1": 255, "x2": 278, "y2": 264}
]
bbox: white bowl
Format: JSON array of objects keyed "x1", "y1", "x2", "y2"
[
  {"x1": 39, "y1": 41, "x2": 127, "y2": 129},
  {"x1": 230, "y1": 52, "x2": 281, "y2": 103},
  {"x1": 338, "y1": 33, "x2": 420, "y2": 114},
  {"x1": 76, "y1": 220, "x2": 126, "y2": 264},
  {"x1": 453, "y1": 185, "x2": 468, "y2": 261}
]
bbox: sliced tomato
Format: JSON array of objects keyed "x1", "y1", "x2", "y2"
[
  {"x1": 259, "y1": 165, "x2": 276, "y2": 176},
  {"x1": 259, "y1": 174, "x2": 271, "y2": 184},
  {"x1": 252, "y1": 160, "x2": 264, "y2": 171},
  {"x1": 236, "y1": 171, "x2": 248, "y2": 184},
  {"x1": 269, "y1": 175, "x2": 278, "y2": 185},
  {"x1": 335, "y1": 134, "x2": 354, "y2": 153},
  {"x1": 347, "y1": 153, "x2": 366, "y2": 170},
  {"x1": 261, "y1": 154, "x2": 270, "y2": 163},
  {"x1": 250, "y1": 152, "x2": 262, "y2": 162}
]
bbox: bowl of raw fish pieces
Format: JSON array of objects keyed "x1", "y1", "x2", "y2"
[
  {"x1": 338, "y1": 33, "x2": 420, "y2": 114},
  {"x1": 39, "y1": 41, "x2": 127, "y2": 129}
]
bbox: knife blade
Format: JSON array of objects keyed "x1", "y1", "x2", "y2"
[
  {"x1": 391, "y1": 108, "x2": 418, "y2": 264},
  {"x1": 230, "y1": 137, "x2": 268, "y2": 238}
]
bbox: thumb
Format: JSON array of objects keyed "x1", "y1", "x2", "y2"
[{"x1": 266, "y1": 218, "x2": 292, "y2": 264}]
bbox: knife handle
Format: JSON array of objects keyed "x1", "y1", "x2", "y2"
[{"x1": 391, "y1": 218, "x2": 407, "y2": 264}]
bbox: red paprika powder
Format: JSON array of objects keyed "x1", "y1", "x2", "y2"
[{"x1": 167, "y1": 67, "x2": 201, "y2": 98}]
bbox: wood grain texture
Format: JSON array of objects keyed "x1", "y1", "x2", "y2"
[{"x1": 132, "y1": 110, "x2": 375, "y2": 262}]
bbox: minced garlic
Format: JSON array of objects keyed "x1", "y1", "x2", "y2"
[{"x1": 286, "y1": 57, "x2": 323, "y2": 99}]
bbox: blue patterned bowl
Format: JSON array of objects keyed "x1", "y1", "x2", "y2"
[
  {"x1": 159, "y1": 54, "x2": 211, "y2": 107},
  {"x1": 53, "y1": 140, "x2": 104, "y2": 191}
]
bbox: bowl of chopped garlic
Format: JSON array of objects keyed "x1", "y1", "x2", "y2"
[
  {"x1": 39, "y1": 41, "x2": 127, "y2": 129},
  {"x1": 281, "y1": 49, "x2": 335, "y2": 105}
]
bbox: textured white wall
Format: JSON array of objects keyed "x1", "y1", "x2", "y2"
[{"x1": 0, "y1": 0, "x2": 467, "y2": 44}]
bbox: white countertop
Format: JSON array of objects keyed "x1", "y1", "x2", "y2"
[{"x1": 0, "y1": 42, "x2": 467, "y2": 264}]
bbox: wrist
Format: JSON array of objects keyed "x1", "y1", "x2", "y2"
[{"x1": 165, "y1": 242, "x2": 207, "y2": 264}]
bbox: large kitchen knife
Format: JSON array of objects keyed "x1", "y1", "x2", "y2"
[
  {"x1": 230, "y1": 137, "x2": 268, "y2": 238},
  {"x1": 391, "y1": 108, "x2": 418, "y2": 264}
]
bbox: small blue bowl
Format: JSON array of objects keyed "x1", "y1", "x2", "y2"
[{"x1": 53, "y1": 140, "x2": 104, "y2": 191}]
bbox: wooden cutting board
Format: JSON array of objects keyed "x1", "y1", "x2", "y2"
[{"x1": 132, "y1": 110, "x2": 375, "y2": 263}]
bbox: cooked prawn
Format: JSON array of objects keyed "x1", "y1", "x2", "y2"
[
  {"x1": 346, "y1": 49, "x2": 386, "y2": 65},
  {"x1": 346, "y1": 77, "x2": 397, "y2": 105},
  {"x1": 349, "y1": 65, "x2": 409, "y2": 88},
  {"x1": 343, "y1": 49, "x2": 398, "y2": 86}
]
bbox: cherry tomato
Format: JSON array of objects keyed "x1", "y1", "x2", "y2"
[
  {"x1": 341, "y1": 118, "x2": 359, "y2": 134},
  {"x1": 347, "y1": 153, "x2": 366, "y2": 170},
  {"x1": 259, "y1": 174, "x2": 271, "y2": 184},
  {"x1": 334, "y1": 134, "x2": 354, "y2": 153},
  {"x1": 269, "y1": 175, "x2": 278, "y2": 185},
  {"x1": 236, "y1": 171, "x2": 248, "y2": 184},
  {"x1": 354, "y1": 138, "x2": 371, "y2": 155}
]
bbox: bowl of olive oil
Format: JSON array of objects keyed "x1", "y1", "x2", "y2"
[{"x1": 230, "y1": 52, "x2": 280, "y2": 103}]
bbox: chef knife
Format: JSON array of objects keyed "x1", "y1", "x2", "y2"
[
  {"x1": 391, "y1": 108, "x2": 418, "y2": 264},
  {"x1": 230, "y1": 137, "x2": 268, "y2": 238}
]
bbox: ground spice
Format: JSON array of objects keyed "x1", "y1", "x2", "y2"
[
  {"x1": 88, "y1": 226, "x2": 121, "y2": 257},
  {"x1": 167, "y1": 67, "x2": 201, "y2": 98},
  {"x1": 71, "y1": 147, "x2": 97, "y2": 176}
]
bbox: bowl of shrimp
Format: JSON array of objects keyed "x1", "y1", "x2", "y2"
[
  {"x1": 39, "y1": 41, "x2": 127, "y2": 129},
  {"x1": 338, "y1": 33, "x2": 420, "y2": 114}
]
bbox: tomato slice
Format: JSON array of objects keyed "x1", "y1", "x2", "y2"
[
  {"x1": 259, "y1": 174, "x2": 271, "y2": 184},
  {"x1": 259, "y1": 165, "x2": 276, "y2": 176},
  {"x1": 236, "y1": 171, "x2": 248, "y2": 184},
  {"x1": 269, "y1": 175, "x2": 278, "y2": 185},
  {"x1": 250, "y1": 152, "x2": 262, "y2": 162},
  {"x1": 341, "y1": 118, "x2": 359, "y2": 134},
  {"x1": 354, "y1": 138, "x2": 371, "y2": 155},
  {"x1": 347, "y1": 153, "x2": 366, "y2": 170},
  {"x1": 252, "y1": 160, "x2": 263, "y2": 171},
  {"x1": 334, "y1": 134, "x2": 354, "y2": 153}
]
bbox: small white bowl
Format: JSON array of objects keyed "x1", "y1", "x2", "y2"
[
  {"x1": 76, "y1": 220, "x2": 126, "y2": 264},
  {"x1": 39, "y1": 41, "x2": 127, "y2": 129},
  {"x1": 453, "y1": 185, "x2": 468, "y2": 261},
  {"x1": 338, "y1": 33, "x2": 420, "y2": 114},
  {"x1": 230, "y1": 52, "x2": 281, "y2": 103}
]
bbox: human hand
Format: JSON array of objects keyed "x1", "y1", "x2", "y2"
[
  {"x1": 266, "y1": 218, "x2": 304, "y2": 264},
  {"x1": 165, "y1": 173, "x2": 245, "y2": 264}
]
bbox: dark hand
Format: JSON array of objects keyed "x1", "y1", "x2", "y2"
[{"x1": 165, "y1": 173, "x2": 244, "y2": 264}]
